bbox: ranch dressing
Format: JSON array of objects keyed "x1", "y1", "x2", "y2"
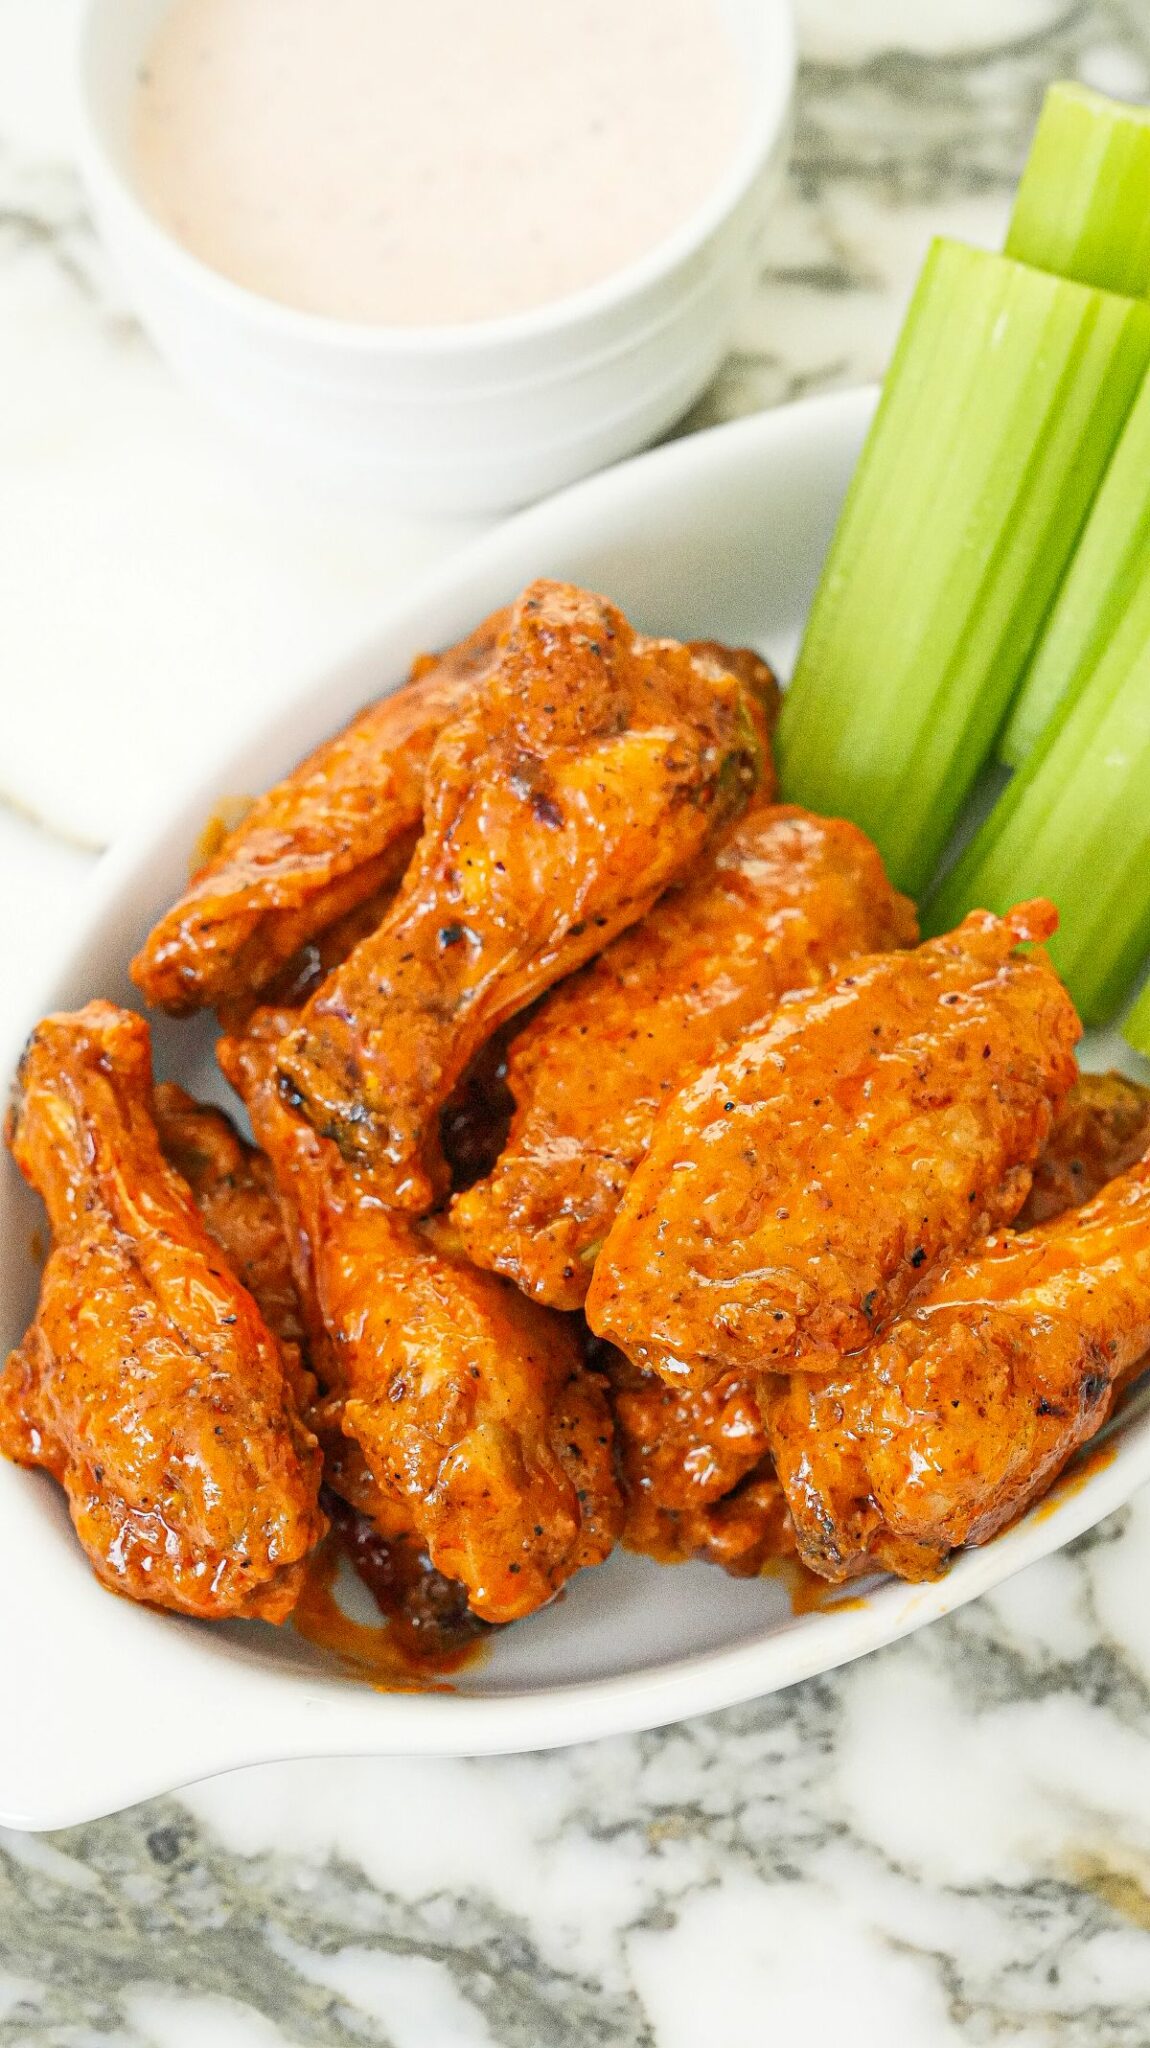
[{"x1": 133, "y1": 0, "x2": 747, "y2": 327}]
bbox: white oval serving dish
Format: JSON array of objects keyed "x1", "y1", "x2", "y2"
[
  {"x1": 74, "y1": 0, "x2": 794, "y2": 514},
  {"x1": 3, "y1": 387, "x2": 1149, "y2": 1831}
]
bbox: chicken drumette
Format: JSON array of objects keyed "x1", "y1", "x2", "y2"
[
  {"x1": 154, "y1": 1080, "x2": 484, "y2": 1645},
  {"x1": 587, "y1": 903, "x2": 1081, "y2": 1387},
  {"x1": 765, "y1": 1149, "x2": 1150, "y2": 1582},
  {"x1": 453, "y1": 806, "x2": 917, "y2": 1308},
  {"x1": 153, "y1": 1082, "x2": 312, "y2": 1405},
  {"x1": 220, "y1": 1015, "x2": 621, "y2": 1623},
  {"x1": 0, "y1": 1005, "x2": 325, "y2": 1620},
  {"x1": 132, "y1": 609, "x2": 508, "y2": 1015},
  {"x1": 275, "y1": 580, "x2": 774, "y2": 1208}
]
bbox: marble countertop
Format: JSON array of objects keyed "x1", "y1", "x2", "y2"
[{"x1": 6, "y1": 2, "x2": 1150, "y2": 2042}]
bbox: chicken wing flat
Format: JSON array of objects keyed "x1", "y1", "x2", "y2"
[
  {"x1": 587, "y1": 903, "x2": 1081, "y2": 1387},
  {"x1": 152, "y1": 1082, "x2": 313, "y2": 1410},
  {"x1": 1016, "y1": 1069, "x2": 1150, "y2": 1228},
  {"x1": 275, "y1": 581, "x2": 775, "y2": 1208},
  {"x1": 220, "y1": 1019, "x2": 621, "y2": 1623},
  {"x1": 611, "y1": 1062, "x2": 1146, "y2": 1577},
  {"x1": 132, "y1": 609, "x2": 508, "y2": 1015},
  {"x1": 766, "y1": 1150, "x2": 1150, "y2": 1582},
  {"x1": 0, "y1": 1005, "x2": 325, "y2": 1620},
  {"x1": 452, "y1": 807, "x2": 917, "y2": 1308}
]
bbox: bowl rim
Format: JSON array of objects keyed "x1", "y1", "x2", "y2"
[
  {"x1": 7, "y1": 386, "x2": 1150, "y2": 1831},
  {"x1": 74, "y1": 0, "x2": 796, "y2": 356}
]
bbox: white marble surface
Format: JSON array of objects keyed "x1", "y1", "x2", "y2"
[{"x1": 6, "y1": 1, "x2": 1150, "y2": 2041}]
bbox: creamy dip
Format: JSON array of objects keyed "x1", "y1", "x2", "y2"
[{"x1": 133, "y1": 0, "x2": 747, "y2": 327}]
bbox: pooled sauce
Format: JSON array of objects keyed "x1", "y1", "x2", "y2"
[
  {"x1": 1029, "y1": 1433, "x2": 1118, "y2": 1522},
  {"x1": 133, "y1": 0, "x2": 747, "y2": 326},
  {"x1": 291, "y1": 1496, "x2": 491, "y2": 1689},
  {"x1": 758, "y1": 1551, "x2": 873, "y2": 1617}
]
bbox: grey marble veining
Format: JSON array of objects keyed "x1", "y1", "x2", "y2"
[
  {"x1": 1, "y1": 1808, "x2": 652, "y2": 2047},
  {"x1": 5, "y1": 1506, "x2": 1150, "y2": 2044},
  {"x1": 0, "y1": 151, "x2": 105, "y2": 313},
  {"x1": 694, "y1": 0, "x2": 1150, "y2": 424},
  {"x1": 6, "y1": 2, "x2": 1150, "y2": 2043}
]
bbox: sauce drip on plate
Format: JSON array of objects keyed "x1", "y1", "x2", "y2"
[
  {"x1": 133, "y1": 0, "x2": 747, "y2": 326},
  {"x1": 292, "y1": 1496, "x2": 491, "y2": 1690}
]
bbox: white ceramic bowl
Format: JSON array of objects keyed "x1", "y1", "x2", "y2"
[
  {"x1": 74, "y1": 0, "x2": 795, "y2": 514},
  {"x1": 5, "y1": 389, "x2": 1150, "y2": 1831}
]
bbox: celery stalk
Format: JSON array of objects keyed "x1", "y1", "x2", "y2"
[
  {"x1": 928, "y1": 567, "x2": 1150, "y2": 1026},
  {"x1": 775, "y1": 240, "x2": 1150, "y2": 897},
  {"x1": 999, "y1": 82, "x2": 1150, "y2": 767},
  {"x1": 1001, "y1": 368, "x2": 1150, "y2": 765},
  {"x1": 1006, "y1": 82, "x2": 1150, "y2": 296},
  {"x1": 1123, "y1": 977, "x2": 1150, "y2": 1061}
]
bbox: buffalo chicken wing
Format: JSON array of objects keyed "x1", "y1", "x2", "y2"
[
  {"x1": 153, "y1": 1081, "x2": 312, "y2": 1407},
  {"x1": 220, "y1": 1017, "x2": 621, "y2": 1623},
  {"x1": 453, "y1": 806, "x2": 917, "y2": 1307},
  {"x1": 132, "y1": 610, "x2": 507, "y2": 1015},
  {"x1": 609, "y1": 1059, "x2": 1150, "y2": 1582},
  {"x1": 0, "y1": 1006, "x2": 325, "y2": 1620},
  {"x1": 587, "y1": 903, "x2": 1081, "y2": 1386},
  {"x1": 275, "y1": 581, "x2": 774, "y2": 1208},
  {"x1": 766, "y1": 1151, "x2": 1150, "y2": 1581}
]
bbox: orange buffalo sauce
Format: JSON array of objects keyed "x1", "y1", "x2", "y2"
[
  {"x1": 292, "y1": 1502, "x2": 491, "y2": 1691},
  {"x1": 1031, "y1": 1433, "x2": 1119, "y2": 1523},
  {"x1": 756, "y1": 1550, "x2": 872, "y2": 1617}
]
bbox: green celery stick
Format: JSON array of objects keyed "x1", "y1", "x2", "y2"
[
  {"x1": 995, "y1": 81, "x2": 1150, "y2": 767},
  {"x1": 1006, "y1": 82, "x2": 1150, "y2": 296},
  {"x1": 928, "y1": 566, "x2": 1150, "y2": 1026},
  {"x1": 1001, "y1": 367, "x2": 1150, "y2": 765},
  {"x1": 775, "y1": 239, "x2": 1150, "y2": 897},
  {"x1": 1123, "y1": 977, "x2": 1150, "y2": 1060}
]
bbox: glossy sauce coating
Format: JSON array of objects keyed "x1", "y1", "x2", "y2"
[
  {"x1": 606, "y1": 1349, "x2": 789, "y2": 1572},
  {"x1": 1016, "y1": 1068, "x2": 1150, "y2": 1228},
  {"x1": 221, "y1": 1017, "x2": 621, "y2": 1623},
  {"x1": 153, "y1": 1081, "x2": 313, "y2": 1408},
  {"x1": 275, "y1": 581, "x2": 773, "y2": 1208},
  {"x1": 680, "y1": 1462, "x2": 798, "y2": 1577},
  {"x1": 453, "y1": 805, "x2": 917, "y2": 1307},
  {"x1": 132, "y1": 610, "x2": 507, "y2": 1014},
  {"x1": 587, "y1": 904, "x2": 1081, "y2": 1386},
  {"x1": 767, "y1": 1150, "x2": 1150, "y2": 1582},
  {"x1": 291, "y1": 1494, "x2": 490, "y2": 1688},
  {"x1": 0, "y1": 1005, "x2": 325, "y2": 1620},
  {"x1": 606, "y1": 1061, "x2": 1150, "y2": 1582},
  {"x1": 153, "y1": 1088, "x2": 494, "y2": 1657}
]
